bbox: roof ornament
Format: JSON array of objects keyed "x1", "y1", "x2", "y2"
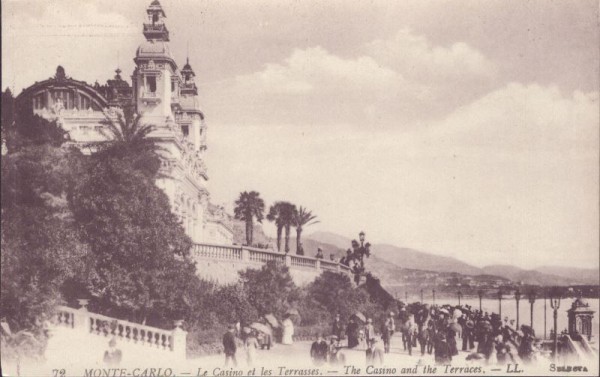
[{"x1": 55, "y1": 66, "x2": 66, "y2": 81}]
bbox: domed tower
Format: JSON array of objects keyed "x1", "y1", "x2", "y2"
[
  {"x1": 176, "y1": 58, "x2": 207, "y2": 152},
  {"x1": 132, "y1": 0, "x2": 180, "y2": 127}
]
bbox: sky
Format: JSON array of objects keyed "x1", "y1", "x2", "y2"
[{"x1": 2, "y1": 0, "x2": 599, "y2": 270}]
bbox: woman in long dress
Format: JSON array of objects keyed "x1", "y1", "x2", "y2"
[
  {"x1": 281, "y1": 316, "x2": 294, "y2": 345},
  {"x1": 244, "y1": 331, "x2": 259, "y2": 366}
]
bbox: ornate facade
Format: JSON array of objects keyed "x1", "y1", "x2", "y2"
[{"x1": 15, "y1": 0, "x2": 233, "y2": 245}]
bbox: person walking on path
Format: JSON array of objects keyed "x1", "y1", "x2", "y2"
[
  {"x1": 310, "y1": 335, "x2": 328, "y2": 366},
  {"x1": 282, "y1": 315, "x2": 295, "y2": 345},
  {"x1": 244, "y1": 329, "x2": 259, "y2": 367},
  {"x1": 434, "y1": 332, "x2": 452, "y2": 365},
  {"x1": 223, "y1": 325, "x2": 238, "y2": 367},
  {"x1": 346, "y1": 318, "x2": 359, "y2": 348},
  {"x1": 366, "y1": 338, "x2": 384, "y2": 366},
  {"x1": 332, "y1": 314, "x2": 343, "y2": 340},
  {"x1": 103, "y1": 338, "x2": 122, "y2": 366},
  {"x1": 365, "y1": 318, "x2": 375, "y2": 348},
  {"x1": 383, "y1": 312, "x2": 395, "y2": 353}
]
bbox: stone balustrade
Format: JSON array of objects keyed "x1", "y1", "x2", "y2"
[
  {"x1": 54, "y1": 304, "x2": 187, "y2": 361},
  {"x1": 192, "y1": 243, "x2": 351, "y2": 285}
]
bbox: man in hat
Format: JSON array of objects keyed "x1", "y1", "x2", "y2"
[
  {"x1": 103, "y1": 337, "x2": 122, "y2": 366},
  {"x1": 463, "y1": 316, "x2": 475, "y2": 351},
  {"x1": 223, "y1": 325, "x2": 237, "y2": 367},
  {"x1": 310, "y1": 334, "x2": 328, "y2": 365},
  {"x1": 332, "y1": 313, "x2": 343, "y2": 340},
  {"x1": 366, "y1": 338, "x2": 384, "y2": 366},
  {"x1": 346, "y1": 317, "x2": 359, "y2": 348},
  {"x1": 315, "y1": 248, "x2": 324, "y2": 259},
  {"x1": 382, "y1": 312, "x2": 395, "y2": 353}
]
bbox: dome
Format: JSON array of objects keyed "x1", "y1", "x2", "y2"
[{"x1": 136, "y1": 40, "x2": 174, "y2": 60}]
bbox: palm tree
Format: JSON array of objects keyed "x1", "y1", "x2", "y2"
[
  {"x1": 233, "y1": 191, "x2": 265, "y2": 246},
  {"x1": 89, "y1": 111, "x2": 157, "y2": 156},
  {"x1": 267, "y1": 201, "x2": 297, "y2": 253},
  {"x1": 292, "y1": 206, "x2": 319, "y2": 255}
]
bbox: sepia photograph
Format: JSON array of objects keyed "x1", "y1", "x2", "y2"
[{"x1": 1, "y1": 0, "x2": 599, "y2": 376}]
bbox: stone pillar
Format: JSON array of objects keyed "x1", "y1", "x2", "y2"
[
  {"x1": 241, "y1": 247, "x2": 250, "y2": 262},
  {"x1": 172, "y1": 320, "x2": 187, "y2": 361},
  {"x1": 316, "y1": 259, "x2": 321, "y2": 272},
  {"x1": 74, "y1": 299, "x2": 90, "y2": 336},
  {"x1": 285, "y1": 254, "x2": 291, "y2": 267}
]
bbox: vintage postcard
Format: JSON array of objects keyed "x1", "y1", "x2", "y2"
[{"x1": 1, "y1": 0, "x2": 598, "y2": 376}]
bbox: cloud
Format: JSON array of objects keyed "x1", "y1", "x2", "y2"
[
  {"x1": 208, "y1": 83, "x2": 599, "y2": 269},
  {"x1": 210, "y1": 29, "x2": 496, "y2": 127},
  {"x1": 234, "y1": 46, "x2": 403, "y2": 95},
  {"x1": 365, "y1": 28, "x2": 496, "y2": 82}
]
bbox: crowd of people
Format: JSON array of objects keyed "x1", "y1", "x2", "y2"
[
  {"x1": 220, "y1": 301, "x2": 547, "y2": 368},
  {"x1": 311, "y1": 302, "x2": 544, "y2": 367}
]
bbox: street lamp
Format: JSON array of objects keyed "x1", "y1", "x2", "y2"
[
  {"x1": 477, "y1": 290, "x2": 484, "y2": 312},
  {"x1": 528, "y1": 289, "x2": 536, "y2": 328},
  {"x1": 515, "y1": 289, "x2": 521, "y2": 329},
  {"x1": 458, "y1": 290, "x2": 462, "y2": 306},
  {"x1": 498, "y1": 289, "x2": 503, "y2": 318},
  {"x1": 405, "y1": 291, "x2": 408, "y2": 303},
  {"x1": 544, "y1": 289, "x2": 547, "y2": 339},
  {"x1": 549, "y1": 289, "x2": 561, "y2": 361},
  {"x1": 420, "y1": 289, "x2": 424, "y2": 303},
  {"x1": 432, "y1": 289, "x2": 436, "y2": 305}
]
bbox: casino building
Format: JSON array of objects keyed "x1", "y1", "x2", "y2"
[{"x1": 15, "y1": 0, "x2": 233, "y2": 245}]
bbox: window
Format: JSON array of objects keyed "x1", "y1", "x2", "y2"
[
  {"x1": 171, "y1": 81, "x2": 175, "y2": 92},
  {"x1": 181, "y1": 125, "x2": 189, "y2": 136},
  {"x1": 147, "y1": 76, "x2": 157, "y2": 93}
]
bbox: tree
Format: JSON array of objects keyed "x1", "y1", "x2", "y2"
[
  {"x1": 233, "y1": 191, "x2": 265, "y2": 246},
  {"x1": 292, "y1": 206, "x2": 319, "y2": 255},
  {"x1": 1, "y1": 124, "x2": 88, "y2": 351},
  {"x1": 238, "y1": 261, "x2": 299, "y2": 318},
  {"x1": 267, "y1": 202, "x2": 297, "y2": 253},
  {"x1": 69, "y1": 150, "x2": 194, "y2": 325}
]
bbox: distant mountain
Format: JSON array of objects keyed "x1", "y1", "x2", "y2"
[
  {"x1": 307, "y1": 231, "x2": 482, "y2": 275},
  {"x1": 306, "y1": 231, "x2": 598, "y2": 287},
  {"x1": 482, "y1": 265, "x2": 598, "y2": 286},
  {"x1": 535, "y1": 266, "x2": 599, "y2": 285}
]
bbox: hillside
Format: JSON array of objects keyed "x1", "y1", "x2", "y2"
[
  {"x1": 307, "y1": 231, "x2": 482, "y2": 275},
  {"x1": 535, "y1": 266, "x2": 599, "y2": 285},
  {"x1": 482, "y1": 265, "x2": 597, "y2": 286},
  {"x1": 305, "y1": 231, "x2": 597, "y2": 287}
]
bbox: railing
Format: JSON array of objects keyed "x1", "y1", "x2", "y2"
[
  {"x1": 54, "y1": 304, "x2": 187, "y2": 359},
  {"x1": 320, "y1": 259, "x2": 339, "y2": 271},
  {"x1": 291, "y1": 256, "x2": 316, "y2": 269},
  {"x1": 248, "y1": 248, "x2": 285, "y2": 264},
  {"x1": 192, "y1": 243, "x2": 351, "y2": 277},
  {"x1": 192, "y1": 243, "x2": 242, "y2": 260}
]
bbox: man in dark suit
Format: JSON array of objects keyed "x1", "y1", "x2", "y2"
[{"x1": 223, "y1": 325, "x2": 237, "y2": 366}]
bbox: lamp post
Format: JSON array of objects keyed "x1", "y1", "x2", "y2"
[
  {"x1": 420, "y1": 289, "x2": 424, "y2": 303},
  {"x1": 544, "y1": 289, "x2": 547, "y2": 339},
  {"x1": 477, "y1": 290, "x2": 483, "y2": 312},
  {"x1": 549, "y1": 290, "x2": 561, "y2": 361},
  {"x1": 458, "y1": 290, "x2": 462, "y2": 306},
  {"x1": 515, "y1": 289, "x2": 521, "y2": 329},
  {"x1": 432, "y1": 289, "x2": 436, "y2": 306},
  {"x1": 528, "y1": 289, "x2": 536, "y2": 328},
  {"x1": 405, "y1": 291, "x2": 408, "y2": 303},
  {"x1": 498, "y1": 289, "x2": 503, "y2": 318}
]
